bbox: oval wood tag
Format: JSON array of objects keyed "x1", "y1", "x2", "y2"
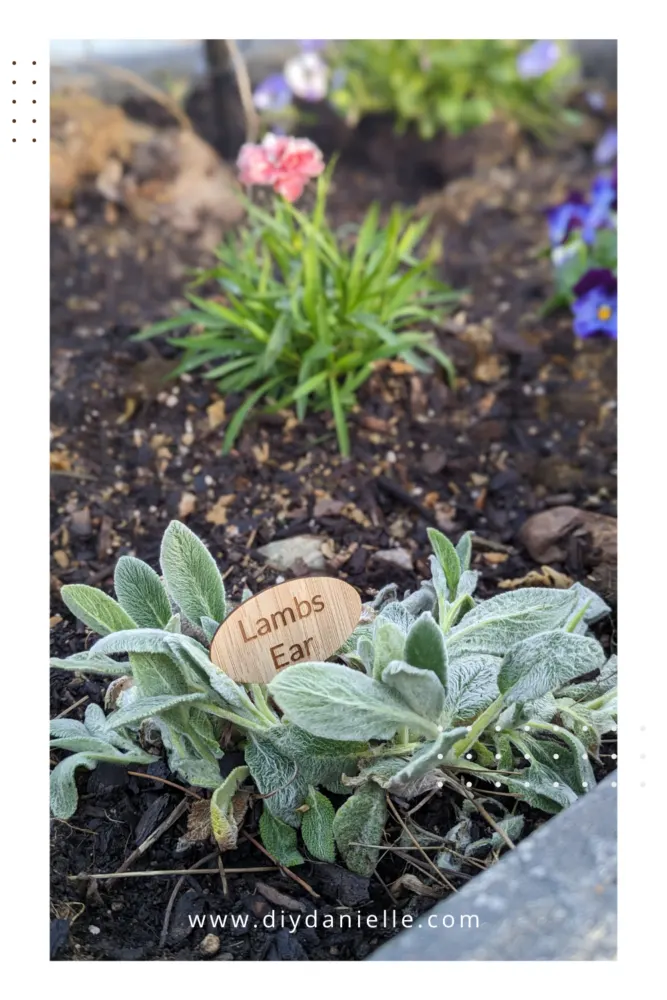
[{"x1": 210, "y1": 577, "x2": 362, "y2": 684}]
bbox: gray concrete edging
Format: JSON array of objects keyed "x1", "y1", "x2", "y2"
[{"x1": 371, "y1": 775, "x2": 617, "y2": 961}]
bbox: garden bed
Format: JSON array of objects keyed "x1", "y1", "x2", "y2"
[{"x1": 50, "y1": 93, "x2": 617, "y2": 961}]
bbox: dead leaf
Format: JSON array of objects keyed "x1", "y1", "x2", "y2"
[
  {"x1": 49, "y1": 615, "x2": 62, "y2": 629},
  {"x1": 498, "y1": 565, "x2": 574, "y2": 590},
  {"x1": 389, "y1": 873, "x2": 443, "y2": 899},
  {"x1": 206, "y1": 494, "x2": 235, "y2": 526},
  {"x1": 116, "y1": 396, "x2": 137, "y2": 425},
  {"x1": 474, "y1": 355, "x2": 505, "y2": 383},
  {"x1": 482, "y1": 551, "x2": 508, "y2": 566},
  {"x1": 53, "y1": 549, "x2": 70, "y2": 569},
  {"x1": 178, "y1": 492, "x2": 197, "y2": 519},
  {"x1": 255, "y1": 882, "x2": 307, "y2": 913},
  {"x1": 104, "y1": 675, "x2": 134, "y2": 711},
  {"x1": 518, "y1": 506, "x2": 617, "y2": 600},
  {"x1": 176, "y1": 799, "x2": 212, "y2": 853},
  {"x1": 50, "y1": 449, "x2": 73, "y2": 472},
  {"x1": 252, "y1": 442, "x2": 270, "y2": 464}
]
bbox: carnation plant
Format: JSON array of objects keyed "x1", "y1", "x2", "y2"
[
  {"x1": 51, "y1": 521, "x2": 616, "y2": 875},
  {"x1": 326, "y1": 39, "x2": 579, "y2": 140},
  {"x1": 135, "y1": 160, "x2": 458, "y2": 456}
]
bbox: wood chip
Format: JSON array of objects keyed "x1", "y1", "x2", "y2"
[
  {"x1": 178, "y1": 491, "x2": 197, "y2": 519},
  {"x1": 207, "y1": 399, "x2": 226, "y2": 430}
]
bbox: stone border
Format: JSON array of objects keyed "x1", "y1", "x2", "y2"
[{"x1": 370, "y1": 775, "x2": 617, "y2": 961}]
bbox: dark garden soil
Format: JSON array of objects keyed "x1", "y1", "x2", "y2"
[{"x1": 50, "y1": 92, "x2": 617, "y2": 961}]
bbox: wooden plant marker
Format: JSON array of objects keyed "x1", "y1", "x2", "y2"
[{"x1": 210, "y1": 577, "x2": 362, "y2": 684}]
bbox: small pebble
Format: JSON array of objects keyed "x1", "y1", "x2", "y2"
[{"x1": 200, "y1": 933, "x2": 221, "y2": 956}]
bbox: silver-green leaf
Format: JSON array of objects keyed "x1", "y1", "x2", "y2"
[
  {"x1": 404, "y1": 611, "x2": 447, "y2": 687},
  {"x1": 114, "y1": 556, "x2": 172, "y2": 628},
  {"x1": 332, "y1": 781, "x2": 387, "y2": 876},
  {"x1": 268, "y1": 663, "x2": 439, "y2": 741},
  {"x1": 447, "y1": 588, "x2": 578, "y2": 658},
  {"x1": 259, "y1": 808, "x2": 305, "y2": 867},
  {"x1": 60, "y1": 584, "x2": 137, "y2": 637},
  {"x1": 301, "y1": 787, "x2": 336, "y2": 862},
  {"x1": 159, "y1": 520, "x2": 226, "y2": 626},
  {"x1": 498, "y1": 631, "x2": 606, "y2": 705},
  {"x1": 381, "y1": 660, "x2": 445, "y2": 722}
]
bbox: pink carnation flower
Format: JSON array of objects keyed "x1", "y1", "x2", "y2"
[{"x1": 236, "y1": 133, "x2": 325, "y2": 202}]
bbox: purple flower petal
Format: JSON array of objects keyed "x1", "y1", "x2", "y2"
[
  {"x1": 594, "y1": 126, "x2": 618, "y2": 166},
  {"x1": 299, "y1": 40, "x2": 327, "y2": 52},
  {"x1": 253, "y1": 73, "x2": 293, "y2": 113},
  {"x1": 572, "y1": 286, "x2": 617, "y2": 339},
  {"x1": 573, "y1": 268, "x2": 617, "y2": 298},
  {"x1": 545, "y1": 197, "x2": 588, "y2": 245},
  {"x1": 517, "y1": 40, "x2": 560, "y2": 79}
]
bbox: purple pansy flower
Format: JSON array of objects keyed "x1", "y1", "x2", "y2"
[
  {"x1": 594, "y1": 126, "x2": 618, "y2": 166},
  {"x1": 571, "y1": 269, "x2": 617, "y2": 339},
  {"x1": 546, "y1": 192, "x2": 589, "y2": 245},
  {"x1": 517, "y1": 40, "x2": 560, "y2": 79},
  {"x1": 582, "y1": 173, "x2": 617, "y2": 243},
  {"x1": 253, "y1": 73, "x2": 293, "y2": 113}
]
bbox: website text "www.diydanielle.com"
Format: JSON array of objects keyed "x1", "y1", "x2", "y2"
[{"x1": 188, "y1": 910, "x2": 480, "y2": 934}]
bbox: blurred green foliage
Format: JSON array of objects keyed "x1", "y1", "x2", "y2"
[{"x1": 328, "y1": 39, "x2": 579, "y2": 140}]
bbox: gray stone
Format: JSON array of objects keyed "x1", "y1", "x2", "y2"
[
  {"x1": 257, "y1": 535, "x2": 326, "y2": 573},
  {"x1": 373, "y1": 548, "x2": 414, "y2": 572},
  {"x1": 371, "y1": 775, "x2": 617, "y2": 961}
]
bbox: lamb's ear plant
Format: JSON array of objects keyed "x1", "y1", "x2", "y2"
[{"x1": 51, "y1": 521, "x2": 616, "y2": 876}]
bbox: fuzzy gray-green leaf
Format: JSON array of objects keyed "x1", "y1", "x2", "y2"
[
  {"x1": 259, "y1": 809, "x2": 305, "y2": 867},
  {"x1": 50, "y1": 753, "x2": 97, "y2": 819},
  {"x1": 245, "y1": 731, "x2": 309, "y2": 827},
  {"x1": 381, "y1": 660, "x2": 445, "y2": 721},
  {"x1": 447, "y1": 588, "x2": 578, "y2": 658},
  {"x1": 455, "y1": 531, "x2": 473, "y2": 571},
  {"x1": 444, "y1": 653, "x2": 500, "y2": 723},
  {"x1": 404, "y1": 611, "x2": 447, "y2": 687},
  {"x1": 160, "y1": 520, "x2": 226, "y2": 626},
  {"x1": 302, "y1": 787, "x2": 336, "y2": 862},
  {"x1": 498, "y1": 630, "x2": 605, "y2": 705},
  {"x1": 49, "y1": 650, "x2": 130, "y2": 676},
  {"x1": 114, "y1": 556, "x2": 172, "y2": 628},
  {"x1": 60, "y1": 584, "x2": 137, "y2": 637},
  {"x1": 427, "y1": 527, "x2": 461, "y2": 596},
  {"x1": 105, "y1": 692, "x2": 208, "y2": 730},
  {"x1": 333, "y1": 781, "x2": 387, "y2": 876},
  {"x1": 372, "y1": 617, "x2": 405, "y2": 680},
  {"x1": 385, "y1": 727, "x2": 468, "y2": 791},
  {"x1": 272, "y1": 726, "x2": 367, "y2": 794},
  {"x1": 268, "y1": 663, "x2": 438, "y2": 741}
]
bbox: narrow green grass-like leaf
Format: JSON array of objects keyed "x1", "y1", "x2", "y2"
[
  {"x1": 221, "y1": 375, "x2": 284, "y2": 453},
  {"x1": 329, "y1": 377, "x2": 350, "y2": 457}
]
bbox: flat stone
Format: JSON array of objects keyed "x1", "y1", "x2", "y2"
[
  {"x1": 257, "y1": 535, "x2": 326, "y2": 573},
  {"x1": 373, "y1": 548, "x2": 414, "y2": 572},
  {"x1": 371, "y1": 776, "x2": 617, "y2": 961}
]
